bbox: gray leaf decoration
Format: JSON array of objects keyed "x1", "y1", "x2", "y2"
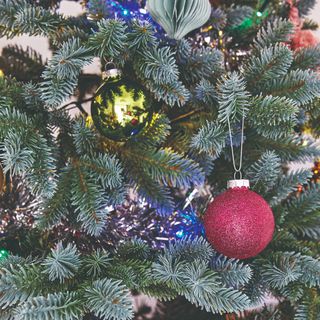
[{"x1": 147, "y1": 0, "x2": 212, "y2": 40}]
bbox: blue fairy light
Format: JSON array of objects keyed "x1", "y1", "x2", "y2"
[{"x1": 175, "y1": 229, "x2": 185, "y2": 238}]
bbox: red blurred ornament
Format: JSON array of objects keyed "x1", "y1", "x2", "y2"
[
  {"x1": 291, "y1": 29, "x2": 319, "y2": 50},
  {"x1": 287, "y1": 0, "x2": 319, "y2": 50},
  {"x1": 204, "y1": 179, "x2": 275, "y2": 259}
]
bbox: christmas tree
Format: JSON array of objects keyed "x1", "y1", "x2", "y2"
[{"x1": 0, "y1": 0, "x2": 320, "y2": 319}]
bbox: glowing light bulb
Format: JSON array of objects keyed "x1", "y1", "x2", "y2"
[{"x1": 176, "y1": 230, "x2": 184, "y2": 238}]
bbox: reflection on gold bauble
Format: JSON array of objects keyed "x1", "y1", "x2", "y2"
[{"x1": 91, "y1": 72, "x2": 151, "y2": 141}]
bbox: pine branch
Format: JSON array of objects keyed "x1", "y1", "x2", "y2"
[
  {"x1": 166, "y1": 237, "x2": 214, "y2": 263},
  {"x1": 116, "y1": 239, "x2": 151, "y2": 261},
  {"x1": 88, "y1": 18, "x2": 128, "y2": 61},
  {"x1": 138, "y1": 46, "x2": 179, "y2": 85},
  {"x1": 107, "y1": 258, "x2": 153, "y2": 289},
  {"x1": 127, "y1": 113, "x2": 171, "y2": 148},
  {"x1": 177, "y1": 41, "x2": 224, "y2": 83},
  {"x1": 79, "y1": 154, "x2": 124, "y2": 190},
  {"x1": 0, "y1": 131, "x2": 34, "y2": 176},
  {"x1": 297, "y1": 0, "x2": 317, "y2": 16},
  {"x1": 0, "y1": 263, "x2": 46, "y2": 308},
  {"x1": 72, "y1": 118, "x2": 96, "y2": 156},
  {"x1": 40, "y1": 38, "x2": 93, "y2": 107},
  {"x1": 140, "y1": 283, "x2": 178, "y2": 301},
  {"x1": 263, "y1": 70, "x2": 320, "y2": 106},
  {"x1": 244, "y1": 44, "x2": 293, "y2": 91},
  {"x1": 261, "y1": 256, "x2": 302, "y2": 289},
  {"x1": 152, "y1": 254, "x2": 188, "y2": 290},
  {"x1": 194, "y1": 79, "x2": 218, "y2": 106},
  {"x1": 211, "y1": 254, "x2": 252, "y2": 288},
  {"x1": 130, "y1": 147, "x2": 204, "y2": 189},
  {"x1": 280, "y1": 282, "x2": 304, "y2": 302},
  {"x1": 191, "y1": 121, "x2": 227, "y2": 156},
  {"x1": 145, "y1": 79, "x2": 190, "y2": 107},
  {"x1": 292, "y1": 45, "x2": 320, "y2": 71},
  {"x1": 70, "y1": 161, "x2": 109, "y2": 236},
  {"x1": 37, "y1": 168, "x2": 71, "y2": 229},
  {"x1": 246, "y1": 150, "x2": 281, "y2": 192},
  {"x1": 253, "y1": 18, "x2": 294, "y2": 50},
  {"x1": 42, "y1": 242, "x2": 81, "y2": 283},
  {"x1": 82, "y1": 249, "x2": 112, "y2": 278},
  {"x1": 0, "y1": 106, "x2": 56, "y2": 197},
  {"x1": 84, "y1": 278, "x2": 133, "y2": 320},
  {"x1": 134, "y1": 45, "x2": 190, "y2": 107},
  {"x1": 132, "y1": 171, "x2": 175, "y2": 215},
  {"x1": 299, "y1": 255, "x2": 320, "y2": 287},
  {"x1": 287, "y1": 184, "x2": 320, "y2": 216},
  {"x1": 128, "y1": 20, "x2": 157, "y2": 51},
  {"x1": 182, "y1": 260, "x2": 250, "y2": 314},
  {"x1": 217, "y1": 72, "x2": 250, "y2": 123},
  {"x1": 0, "y1": 0, "x2": 65, "y2": 38},
  {"x1": 13, "y1": 292, "x2": 83, "y2": 320},
  {"x1": 14, "y1": 3, "x2": 64, "y2": 36},
  {"x1": 248, "y1": 134, "x2": 320, "y2": 163},
  {"x1": 248, "y1": 95, "x2": 298, "y2": 139},
  {"x1": 295, "y1": 296, "x2": 320, "y2": 320}
]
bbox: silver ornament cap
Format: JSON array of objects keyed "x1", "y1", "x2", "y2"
[
  {"x1": 102, "y1": 68, "x2": 122, "y2": 79},
  {"x1": 227, "y1": 179, "x2": 250, "y2": 189}
]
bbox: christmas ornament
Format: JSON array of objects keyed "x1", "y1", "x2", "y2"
[
  {"x1": 147, "y1": 0, "x2": 211, "y2": 40},
  {"x1": 204, "y1": 108, "x2": 274, "y2": 259},
  {"x1": 204, "y1": 179, "x2": 275, "y2": 259},
  {"x1": 91, "y1": 68, "x2": 151, "y2": 141},
  {"x1": 0, "y1": 249, "x2": 9, "y2": 260},
  {"x1": 287, "y1": 0, "x2": 319, "y2": 50}
]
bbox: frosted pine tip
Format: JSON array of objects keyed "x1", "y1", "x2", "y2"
[{"x1": 227, "y1": 179, "x2": 250, "y2": 189}]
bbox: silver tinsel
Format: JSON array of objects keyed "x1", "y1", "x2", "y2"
[{"x1": 102, "y1": 197, "x2": 205, "y2": 249}]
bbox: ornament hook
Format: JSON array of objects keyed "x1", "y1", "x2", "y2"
[{"x1": 227, "y1": 108, "x2": 245, "y2": 181}]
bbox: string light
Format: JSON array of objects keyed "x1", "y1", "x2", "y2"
[{"x1": 0, "y1": 249, "x2": 9, "y2": 260}]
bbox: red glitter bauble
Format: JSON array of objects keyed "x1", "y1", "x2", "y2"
[{"x1": 204, "y1": 186, "x2": 275, "y2": 259}]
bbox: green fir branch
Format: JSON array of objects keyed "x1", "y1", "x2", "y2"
[
  {"x1": 253, "y1": 18, "x2": 294, "y2": 50},
  {"x1": 40, "y1": 38, "x2": 93, "y2": 107},
  {"x1": 191, "y1": 121, "x2": 227, "y2": 156},
  {"x1": 42, "y1": 242, "x2": 81, "y2": 283},
  {"x1": 246, "y1": 150, "x2": 281, "y2": 191},
  {"x1": 88, "y1": 18, "x2": 128, "y2": 61},
  {"x1": 211, "y1": 254, "x2": 252, "y2": 288},
  {"x1": 82, "y1": 249, "x2": 112, "y2": 278},
  {"x1": 248, "y1": 95, "x2": 298, "y2": 139},
  {"x1": 244, "y1": 44, "x2": 293, "y2": 91},
  {"x1": 13, "y1": 292, "x2": 83, "y2": 320},
  {"x1": 263, "y1": 70, "x2": 320, "y2": 106},
  {"x1": 292, "y1": 45, "x2": 320, "y2": 70},
  {"x1": 128, "y1": 20, "x2": 157, "y2": 51},
  {"x1": 217, "y1": 72, "x2": 250, "y2": 123},
  {"x1": 84, "y1": 278, "x2": 133, "y2": 320}
]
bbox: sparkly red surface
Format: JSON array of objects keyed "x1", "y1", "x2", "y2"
[{"x1": 204, "y1": 187, "x2": 275, "y2": 259}]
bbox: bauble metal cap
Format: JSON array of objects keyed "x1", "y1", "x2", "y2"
[{"x1": 227, "y1": 179, "x2": 250, "y2": 189}]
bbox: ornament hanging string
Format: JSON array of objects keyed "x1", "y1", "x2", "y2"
[{"x1": 226, "y1": 110, "x2": 245, "y2": 180}]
